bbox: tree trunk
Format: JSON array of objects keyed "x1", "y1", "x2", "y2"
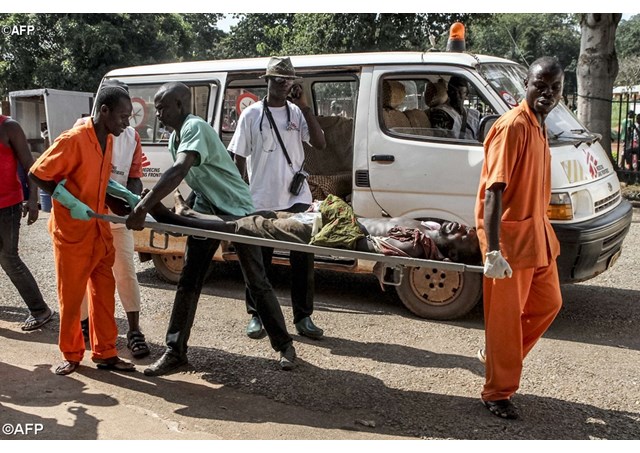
[{"x1": 577, "y1": 13, "x2": 622, "y2": 165}]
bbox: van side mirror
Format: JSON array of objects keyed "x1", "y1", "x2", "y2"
[{"x1": 478, "y1": 114, "x2": 500, "y2": 142}]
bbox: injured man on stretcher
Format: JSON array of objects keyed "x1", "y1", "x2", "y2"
[{"x1": 142, "y1": 191, "x2": 482, "y2": 266}]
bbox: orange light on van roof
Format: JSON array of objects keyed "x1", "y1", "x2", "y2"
[{"x1": 446, "y1": 22, "x2": 466, "y2": 53}]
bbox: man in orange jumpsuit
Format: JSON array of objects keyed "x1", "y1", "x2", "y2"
[
  {"x1": 29, "y1": 86, "x2": 136, "y2": 375},
  {"x1": 474, "y1": 57, "x2": 564, "y2": 419}
]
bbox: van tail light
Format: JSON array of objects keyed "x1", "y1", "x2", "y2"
[{"x1": 547, "y1": 192, "x2": 573, "y2": 220}]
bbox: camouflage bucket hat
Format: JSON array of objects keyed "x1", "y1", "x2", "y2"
[{"x1": 261, "y1": 56, "x2": 300, "y2": 79}]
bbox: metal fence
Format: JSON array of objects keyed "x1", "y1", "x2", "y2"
[{"x1": 612, "y1": 92, "x2": 640, "y2": 184}]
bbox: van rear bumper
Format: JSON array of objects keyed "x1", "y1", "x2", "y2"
[{"x1": 553, "y1": 199, "x2": 633, "y2": 283}]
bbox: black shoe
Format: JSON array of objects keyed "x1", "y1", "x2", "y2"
[
  {"x1": 279, "y1": 344, "x2": 297, "y2": 371},
  {"x1": 143, "y1": 352, "x2": 188, "y2": 377},
  {"x1": 81, "y1": 318, "x2": 90, "y2": 342},
  {"x1": 295, "y1": 316, "x2": 324, "y2": 339},
  {"x1": 246, "y1": 316, "x2": 266, "y2": 340}
]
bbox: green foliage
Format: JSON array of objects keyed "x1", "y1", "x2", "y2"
[
  {"x1": 616, "y1": 14, "x2": 640, "y2": 59},
  {"x1": 0, "y1": 12, "x2": 606, "y2": 104},
  {"x1": 218, "y1": 13, "x2": 482, "y2": 57},
  {"x1": 216, "y1": 14, "x2": 296, "y2": 59},
  {"x1": 0, "y1": 13, "x2": 224, "y2": 95},
  {"x1": 469, "y1": 14, "x2": 580, "y2": 93}
]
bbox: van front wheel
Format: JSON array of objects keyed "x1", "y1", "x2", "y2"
[{"x1": 395, "y1": 267, "x2": 482, "y2": 320}]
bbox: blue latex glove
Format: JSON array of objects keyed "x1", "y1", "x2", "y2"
[{"x1": 51, "y1": 179, "x2": 93, "y2": 221}]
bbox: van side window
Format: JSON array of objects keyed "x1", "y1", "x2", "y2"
[
  {"x1": 306, "y1": 80, "x2": 357, "y2": 201},
  {"x1": 127, "y1": 84, "x2": 212, "y2": 143},
  {"x1": 379, "y1": 76, "x2": 496, "y2": 142},
  {"x1": 222, "y1": 87, "x2": 267, "y2": 133}
]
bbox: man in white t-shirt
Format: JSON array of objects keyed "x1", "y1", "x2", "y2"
[{"x1": 228, "y1": 56, "x2": 326, "y2": 340}]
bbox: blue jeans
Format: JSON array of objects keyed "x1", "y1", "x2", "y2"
[
  {"x1": 0, "y1": 203, "x2": 48, "y2": 315},
  {"x1": 165, "y1": 235, "x2": 292, "y2": 359},
  {"x1": 245, "y1": 203, "x2": 315, "y2": 323}
]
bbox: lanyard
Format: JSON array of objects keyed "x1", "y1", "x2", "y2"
[{"x1": 261, "y1": 97, "x2": 296, "y2": 171}]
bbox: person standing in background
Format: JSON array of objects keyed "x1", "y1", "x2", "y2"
[
  {"x1": 228, "y1": 56, "x2": 327, "y2": 341},
  {"x1": 0, "y1": 114, "x2": 54, "y2": 331}
]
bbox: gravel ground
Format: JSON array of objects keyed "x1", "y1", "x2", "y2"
[{"x1": 0, "y1": 205, "x2": 639, "y2": 441}]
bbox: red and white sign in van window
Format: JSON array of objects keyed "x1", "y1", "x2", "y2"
[{"x1": 236, "y1": 92, "x2": 259, "y2": 115}]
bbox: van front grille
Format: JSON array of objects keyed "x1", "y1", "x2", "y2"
[{"x1": 594, "y1": 191, "x2": 620, "y2": 213}]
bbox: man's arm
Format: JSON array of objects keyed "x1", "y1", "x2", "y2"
[
  {"x1": 7, "y1": 121, "x2": 38, "y2": 224},
  {"x1": 127, "y1": 177, "x2": 143, "y2": 195},
  {"x1": 484, "y1": 183, "x2": 504, "y2": 252},
  {"x1": 234, "y1": 154, "x2": 247, "y2": 181},
  {"x1": 483, "y1": 182, "x2": 512, "y2": 278},
  {"x1": 289, "y1": 87, "x2": 326, "y2": 150},
  {"x1": 28, "y1": 172, "x2": 57, "y2": 195},
  {"x1": 125, "y1": 151, "x2": 198, "y2": 230},
  {"x1": 300, "y1": 106, "x2": 326, "y2": 150}
]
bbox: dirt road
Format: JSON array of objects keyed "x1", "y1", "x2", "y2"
[{"x1": 1, "y1": 209, "x2": 639, "y2": 441}]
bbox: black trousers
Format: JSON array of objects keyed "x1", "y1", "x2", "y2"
[
  {"x1": 164, "y1": 235, "x2": 292, "y2": 359},
  {"x1": 245, "y1": 203, "x2": 315, "y2": 324}
]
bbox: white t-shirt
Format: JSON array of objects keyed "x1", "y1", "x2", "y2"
[
  {"x1": 110, "y1": 126, "x2": 138, "y2": 185},
  {"x1": 228, "y1": 100, "x2": 311, "y2": 211}
]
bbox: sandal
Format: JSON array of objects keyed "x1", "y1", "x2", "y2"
[
  {"x1": 21, "y1": 308, "x2": 54, "y2": 331},
  {"x1": 482, "y1": 399, "x2": 519, "y2": 420},
  {"x1": 93, "y1": 356, "x2": 136, "y2": 372},
  {"x1": 55, "y1": 360, "x2": 80, "y2": 376},
  {"x1": 127, "y1": 330, "x2": 150, "y2": 358}
]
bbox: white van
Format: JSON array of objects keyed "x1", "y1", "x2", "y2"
[{"x1": 101, "y1": 47, "x2": 632, "y2": 320}]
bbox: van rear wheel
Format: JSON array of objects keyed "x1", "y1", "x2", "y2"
[
  {"x1": 395, "y1": 267, "x2": 482, "y2": 320},
  {"x1": 150, "y1": 253, "x2": 215, "y2": 284}
]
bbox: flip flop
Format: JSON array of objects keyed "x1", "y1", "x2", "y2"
[
  {"x1": 482, "y1": 398, "x2": 519, "y2": 420},
  {"x1": 93, "y1": 357, "x2": 136, "y2": 372},
  {"x1": 54, "y1": 360, "x2": 80, "y2": 376},
  {"x1": 21, "y1": 308, "x2": 54, "y2": 331}
]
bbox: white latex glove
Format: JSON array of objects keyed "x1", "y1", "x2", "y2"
[{"x1": 484, "y1": 250, "x2": 513, "y2": 279}]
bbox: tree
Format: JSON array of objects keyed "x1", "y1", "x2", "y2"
[
  {"x1": 615, "y1": 14, "x2": 640, "y2": 59},
  {"x1": 614, "y1": 14, "x2": 640, "y2": 93},
  {"x1": 577, "y1": 13, "x2": 622, "y2": 163},
  {"x1": 217, "y1": 13, "x2": 480, "y2": 58},
  {"x1": 470, "y1": 14, "x2": 580, "y2": 95},
  {"x1": 182, "y1": 13, "x2": 226, "y2": 60},
  {"x1": 216, "y1": 14, "x2": 296, "y2": 59},
  {"x1": 0, "y1": 13, "x2": 221, "y2": 96}
]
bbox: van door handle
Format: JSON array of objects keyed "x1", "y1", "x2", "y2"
[{"x1": 371, "y1": 154, "x2": 395, "y2": 162}]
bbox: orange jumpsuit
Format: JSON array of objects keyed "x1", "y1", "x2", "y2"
[
  {"x1": 30, "y1": 119, "x2": 118, "y2": 363},
  {"x1": 474, "y1": 100, "x2": 563, "y2": 402}
]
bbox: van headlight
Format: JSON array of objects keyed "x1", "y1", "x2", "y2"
[{"x1": 547, "y1": 192, "x2": 573, "y2": 220}]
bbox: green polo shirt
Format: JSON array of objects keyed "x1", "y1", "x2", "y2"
[{"x1": 169, "y1": 114, "x2": 254, "y2": 216}]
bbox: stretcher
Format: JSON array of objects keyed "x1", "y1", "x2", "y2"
[{"x1": 90, "y1": 213, "x2": 484, "y2": 282}]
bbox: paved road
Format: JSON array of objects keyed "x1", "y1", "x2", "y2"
[{"x1": 0, "y1": 208, "x2": 639, "y2": 442}]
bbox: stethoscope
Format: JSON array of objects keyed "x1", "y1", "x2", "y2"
[{"x1": 259, "y1": 96, "x2": 293, "y2": 133}]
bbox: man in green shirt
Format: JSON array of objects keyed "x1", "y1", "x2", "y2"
[{"x1": 126, "y1": 82, "x2": 297, "y2": 374}]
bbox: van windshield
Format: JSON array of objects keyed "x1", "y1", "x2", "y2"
[{"x1": 480, "y1": 63, "x2": 596, "y2": 145}]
